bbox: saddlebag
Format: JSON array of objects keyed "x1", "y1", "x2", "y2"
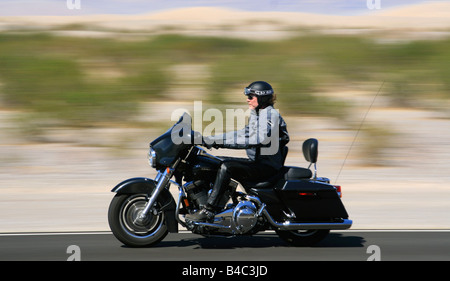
[{"x1": 275, "y1": 179, "x2": 349, "y2": 220}]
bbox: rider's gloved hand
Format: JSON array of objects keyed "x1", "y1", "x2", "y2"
[
  {"x1": 202, "y1": 138, "x2": 213, "y2": 149},
  {"x1": 202, "y1": 137, "x2": 220, "y2": 149}
]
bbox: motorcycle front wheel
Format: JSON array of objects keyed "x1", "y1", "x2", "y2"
[
  {"x1": 108, "y1": 193, "x2": 168, "y2": 247},
  {"x1": 276, "y1": 229, "x2": 330, "y2": 247}
]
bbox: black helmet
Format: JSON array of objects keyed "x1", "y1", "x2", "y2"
[
  {"x1": 244, "y1": 81, "x2": 275, "y2": 110},
  {"x1": 244, "y1": 81, "x2": 274, "y2": 97}
]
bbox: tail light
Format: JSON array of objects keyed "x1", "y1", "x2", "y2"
[
  {"x1": 298, "y1": 192, "x2": 315, "y2": 196},
  {"x1": 334, "y1": 185, "x2": 342, "y2": 198}
]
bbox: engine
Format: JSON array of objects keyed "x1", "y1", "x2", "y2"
[
  {"x1": 187, "y1": 199, "x2": 261, "y2": 235},
  {"x1": 183, "y1": 175, "x2": 261, "y2": 235},
  {"x1": 231, "y1": 201, "x2": 259, "y2": 234}
]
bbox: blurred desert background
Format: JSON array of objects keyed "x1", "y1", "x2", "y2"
[{"x1": 1, "y1": 1, "x2": 450, "y2": 232}]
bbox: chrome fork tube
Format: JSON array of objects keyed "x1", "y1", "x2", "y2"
[{"x1": 139, "y1": 168, "x2": 172, "y2": 219}]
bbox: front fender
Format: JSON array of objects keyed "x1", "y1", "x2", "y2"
[
  {"x1": 112, "y1": 177, "x2": 157, "y2": 194},
  {"x1": 111, "y1": 177, "x2": 178, "y2": 233}
]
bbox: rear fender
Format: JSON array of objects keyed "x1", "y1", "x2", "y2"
[{"x1": 111, "y1": 177, "x2": 178, "y2": 233}]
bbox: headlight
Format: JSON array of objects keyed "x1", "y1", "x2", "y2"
[{"x1": 148, "y1": 147, "x2": 157, "y2": 168}]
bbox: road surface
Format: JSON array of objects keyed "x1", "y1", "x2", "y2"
[{"x1": 1, "y1": 230, "x2": 449, "y2": 261}]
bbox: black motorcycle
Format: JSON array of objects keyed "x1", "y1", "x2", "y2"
[{"x1": 108, "y1": 113, "x2": 352, "y2": 247}]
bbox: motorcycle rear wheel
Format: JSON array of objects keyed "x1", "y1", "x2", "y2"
[
  {"x1": 276, "y1": 229, "x2": 330, "y2": 247},
  {"x1": 108, "y1": 194, "x2": 168, "y2": 247}
]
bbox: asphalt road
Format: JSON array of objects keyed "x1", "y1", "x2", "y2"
[{"x1": 1, "y1": 230, "x2": 449, "y2": 262}]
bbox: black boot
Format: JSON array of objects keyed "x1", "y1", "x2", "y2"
[{"x1": 185, "y1": 206, "x2": 215, "y2": 222}]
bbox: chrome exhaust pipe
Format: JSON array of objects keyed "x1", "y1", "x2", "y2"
[{"x1": 262, "y1": 209, "x2": 352, "y2": 230}]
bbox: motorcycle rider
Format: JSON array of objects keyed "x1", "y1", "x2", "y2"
[{"x1": 186, "y1": 81, "x2": 289, "y2": 222}]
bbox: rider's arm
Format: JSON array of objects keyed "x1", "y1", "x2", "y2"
[
  {"x1": 203, "y1": 107, "x2": 285, "y2": 149},
  {"x1": 203, "y1": 125, "x2": 249, "y2": 149}
]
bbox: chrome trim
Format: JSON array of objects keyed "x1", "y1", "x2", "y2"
[
  {"x1": 169, "y1": 180, "x2": 181, "y2": 188},
  {"x1": 262, "y1": 209, "x2": 352, "y2": 230},
  {"x1": 175, "y1": 185, "x2": 187, "y2": 228},
  {"x1": 245, "y1": 195, "x2": 263, "y2": 207},
  {"x1": 148, "y1": 148, "x2": 157, "y2": 168},
  {"x1": 154, "y1": 171, "x2": 162, "y2": 182},
  {"x1": 192, "y1": 221, "x2": 231, "y2": 230},
  {"x1": 189, "y1": 197, "x2": 264, "y2": 235},
  {"x1": 282, "y1": 209, "x2": 297, "y2": 219},
  {"x1": 139, "y1": 167, "x2": 172, "y2": 219},
  {"x1": 256, "y1": 203, "x2": 266, "y2": 217},
  {"x1": 189, "y1": 208, "x2": 233, "y2": 232},
  {"x1": 308, "y1": 162, "x2": 318, "y2": 180}
]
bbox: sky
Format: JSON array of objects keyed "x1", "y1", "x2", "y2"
[{"x1": 0, "y1": 0, "x2": 444, "y2": 16}]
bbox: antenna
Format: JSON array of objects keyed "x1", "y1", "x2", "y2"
[{"x1": 334, "y1": 81, "x2": 385, "y2": 184}]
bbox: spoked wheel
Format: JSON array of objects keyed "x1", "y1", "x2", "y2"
[
  {"x1": 276, "y1": 229, "x2": 330, "y2": 247},
  {"x1": 108, "y1": 194, "x2": 168, "y2": 247}
]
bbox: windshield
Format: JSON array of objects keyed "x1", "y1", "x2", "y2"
[{"x1": 150, "y1": 112, "x2": 193, "y2": 168}]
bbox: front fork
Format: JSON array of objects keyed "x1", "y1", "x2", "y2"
[{"x1": 138, "y1": 167, "x2": 174, "y2": 219}]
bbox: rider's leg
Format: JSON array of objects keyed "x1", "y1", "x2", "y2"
[
  {"x1": 186, "y1": 159, "x2": 252, "y2": 222},
  {"x1": 186, "y1": 158, "x2": 276, "y2": 222}
]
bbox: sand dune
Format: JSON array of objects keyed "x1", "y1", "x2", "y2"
[
  {"x1": 374, "y1": 1, "x2": 450, "y2": 18},
  {"x1": 1, "y1": 3, "x2": 449, "y2": 31}
]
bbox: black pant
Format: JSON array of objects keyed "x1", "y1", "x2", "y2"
[{"x1": 206, "y1": 157, "x2": 277, "y2": 209}]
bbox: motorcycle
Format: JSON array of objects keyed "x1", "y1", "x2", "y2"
[{"x1": 108, "y1": 113, "x2": 352, "y2": 247}]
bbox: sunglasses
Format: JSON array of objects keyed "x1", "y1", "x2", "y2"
[{"x1": 246, "y1": 94, "x2": 256, "y2": 100}]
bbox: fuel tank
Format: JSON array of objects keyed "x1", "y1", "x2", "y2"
[{"x1": 190, "y1": 154, "x2": 221, "y2": 182}]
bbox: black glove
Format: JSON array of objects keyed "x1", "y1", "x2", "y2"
[{"x1": 202, "y1": 137, "x2": 220, "y2": 149}]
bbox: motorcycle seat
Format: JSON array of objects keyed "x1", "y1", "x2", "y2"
[
  {"x1": 284, "y1": 166, "x2": 313, "y2": 180},
  {"x1": 241, "y1": 169, "x2": 285, "y2": 189},
  {"x1": 240, "y1": 166, "x2": 312, "y2": 189}
]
